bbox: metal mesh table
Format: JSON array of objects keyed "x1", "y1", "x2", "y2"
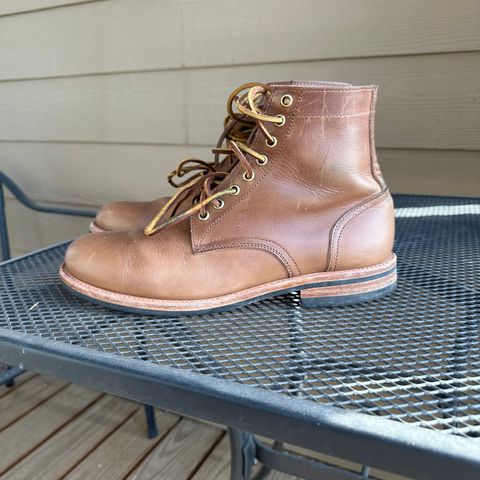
[{"x1": 1, "y1": 194, "x2": 479, "y2": 479}]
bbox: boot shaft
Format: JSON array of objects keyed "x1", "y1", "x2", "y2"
[
  {"x1": 264, "y1": 82, "x2": 385, "y2": 199},
  {"x1": 191, "y1": 82, "x2": 393, "y2": 274}
]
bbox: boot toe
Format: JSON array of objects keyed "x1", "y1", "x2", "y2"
[
  {"x1": 94, "y1": 201, "x2": 139, "y2": 232},
  {"x1": 94, "y1": 198, "x2": 169, "y2": 233},
  {"x1": 63, "y1": 232, "x2": 125, "y2": 291}
]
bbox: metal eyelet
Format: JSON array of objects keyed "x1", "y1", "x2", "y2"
[
  {"x1": 275, "y1": 114, "x2": 286, "y2": 127},
  {"x1": 213, "y1": 199, "x2": 224, "y2": 210},
  {"x1": 243, "y1": 171, "x2": 255, "y2": 182},
  {"x1": 230, "y1": 184, "x2": 241, "y2": 195},
  {"x1": 280, "y1": 94, "x2": 293, "y2": 107},
  {"x1": 198, "y1": 211, "x2": 210, "y2": 221},
  {"x1": 256, "y1": 155, "x2": 268, "y2": 166},
  {"x1": 266, "y1": 136, "x2": 277, "y2": 148}
]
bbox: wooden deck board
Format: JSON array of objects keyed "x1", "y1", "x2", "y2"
[
  {"x1": 0, "y1": 375, "x2": 66, "y2": 432},
  {"x1": 0, "y1": 376, "x2": 405, "y2": 479},
  {"x1": 64, "y1": 405, "x2": 180, "y2": 479},
  {"x1": 192, "y1": 435, "x2": 231, "y2": 480},
  {"x1": 0, "y1": 383, "x2": 101, "y2": 475},
  {"x1": 126, "y1": 418, "x2": 223, "y2": 480},
  {"x1": 3, "y1": 395, "x2": 138, "y2": 479}
]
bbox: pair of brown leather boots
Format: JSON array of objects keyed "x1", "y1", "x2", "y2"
[{"x1": 60, "y1": 81, "x2": 396, "y2": 316}]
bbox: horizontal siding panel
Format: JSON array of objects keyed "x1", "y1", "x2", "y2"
[
  {"x1": 0, "y1": 71, "x2": 186, "y2": 144},
  {"x1": 0, "y1": 143, "x2": 188, "y2": 205},
  {"x1": 380, "y1": 150, "x2": 480, "y2": 197},
  {"x1": 5, "y1": 198, "x2": 91, "y2": 254},
  {"x1": 0, "y1": 53, "x2": 478, "y2": 150},
  {"x1": 1, "y1": 143, "x2": 478, "y2": 207},
  {"x1": 0, "y1": 0, "x2": 183, "y2": 80},
  {"x1": 11, "y1": 248, "x2": 32, "y2": 258},
  {"x1": 0, "y1": 0, "x2": 97, "y2": 17},
  {"x1": 183, "y1": 0, "x2": 480, "y2": 67},
  {"x1": 1, "y1": 0, "x2": 479, "y2": 80}
]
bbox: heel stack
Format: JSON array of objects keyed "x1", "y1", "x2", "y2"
[{"x1": 300, "y1": 263, "x2": 397, "y2": 308}]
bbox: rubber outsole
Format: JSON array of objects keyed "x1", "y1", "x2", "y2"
[{"x1": 59, "y1": 255, "x2": 397, "y2": 317}]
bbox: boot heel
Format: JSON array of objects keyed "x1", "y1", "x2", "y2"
[{"x1": 300, "y1": 266, "x2": 397, "y2": 308}]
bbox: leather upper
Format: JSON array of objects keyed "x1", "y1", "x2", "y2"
[{"x1": 94, "y1": 197, "x2": 168, "y2": 232}]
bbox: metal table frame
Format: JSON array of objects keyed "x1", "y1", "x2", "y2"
[
  {"x1": 1, "y1": 322, "x2": 479, "y2": 480},
  {"x1": 0, "y1": 171, "x2": 479, "y2": 480}
]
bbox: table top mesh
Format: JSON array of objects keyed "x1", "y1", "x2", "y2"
[{"x1": 1, "y1": 195, "x2": 479, "y2": 440}]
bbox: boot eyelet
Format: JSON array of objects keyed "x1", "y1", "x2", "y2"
[
  {"x1": 280, "y1": 94, "x2": 293, "y2": 107},
  {"x1": 198, "y1": 211, "x2": 210, "y2": 221},
  {"x1": 275, "y1": 114, "x2": 286, "y2": 127},
  {"x1": 266, "y1": 136, "x2": 277, "y2": 148},
  {"x1": 243, "y1": 171, "x2": 255, "y2": 182},
  {"x1": 230, "y1": 185, "x2": 241, "y2": 195},
  {"x1": 256, "y1": 155, "x2": 268, "y2": 166},
  {"x1": 213, "y1": 199, "x2": 224, "y2": 210}
]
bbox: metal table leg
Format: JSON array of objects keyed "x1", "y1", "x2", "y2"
[
  {"x1": 0, "y1": 366, "x2": 24, "y2": 388},
  {"x1": 144, "y1": 404, "x2": 159, "y2": 439},
  {"x1": 228, "y1": 428, "x2": 257, "y2": 480},
  {"x1": 228, "y1": 426, "x2": 373, "y2": 480}
]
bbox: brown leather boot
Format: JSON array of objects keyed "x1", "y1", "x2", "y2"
[
  {"x1": 90, "y1": 142, "x2": 234, "y2": 233},
  {"x1": 90, "y1": 156, "x2": 233, "y2": 233},
  {"x1": 90, "y1": 81, "x2": 350, "y2": 233},
  {"x1": 61, "y1": 81, "x2": 396, "y2": 315},
  {"x1": 89, "y1": 87, "x2": 261, "y2": 233}
]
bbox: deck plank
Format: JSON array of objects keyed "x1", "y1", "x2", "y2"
[
  {"x1": 192, "y1": 434, "x2": 230, "y2": 480},
  {"x1": 0, "y1": 375, "x2": 66, "y2": 431},
  {"x1": 0, "y1": 383, "x2": 101, "y2": 475},
  {"x1": 3, "y1": 395, "x2": 138, "y2": 479},
  {"x1": 268, "y1": 473, "x2": 300, "y2": 480},
  {"x1": 126, "y1": 418, "x2": 223, "y2": 480},
  {"x1": 65, "y1": 406, "x2": 180, "y2": 480}
]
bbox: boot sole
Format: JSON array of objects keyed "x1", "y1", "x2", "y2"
[
  {"x1": 89, "y1": 222, "x2": 107, "y2": 234},
  {"x1": 59, "y1": 255, "x2": 396, "y2": 316}
]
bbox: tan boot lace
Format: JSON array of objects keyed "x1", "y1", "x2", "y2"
[
  {"x1": 166, "y1": 86, "x2": 260, "y2": 188},
  {"x1": 166, "y1": 120, "x2": 243, "y2": 189},
  {"x1": 145, "y1": 83, "x2": 284, "y2": 236}
]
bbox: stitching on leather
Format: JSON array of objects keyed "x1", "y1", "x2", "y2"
[
  {"x1": 329, "y1": 192, "x2": 387, "y2": 271},
  {"x1": 328, "y1": 191, "x2": 388, "y2": 271},
  {"x1": 271, "y1": 88, "x2": 374, "y2": 93},
  {"x1": 196, "y1": 240, "x2": 295, "y2": 277},
  {"x1": 368, "y1": 87, "x2": 383, "y2": 189},
  {"x1": 197, "y1": 236, "x2": 301, "y2": 277},
  {"x1": 296, "y1": 112, "x2": 370, "y2": 118}
]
